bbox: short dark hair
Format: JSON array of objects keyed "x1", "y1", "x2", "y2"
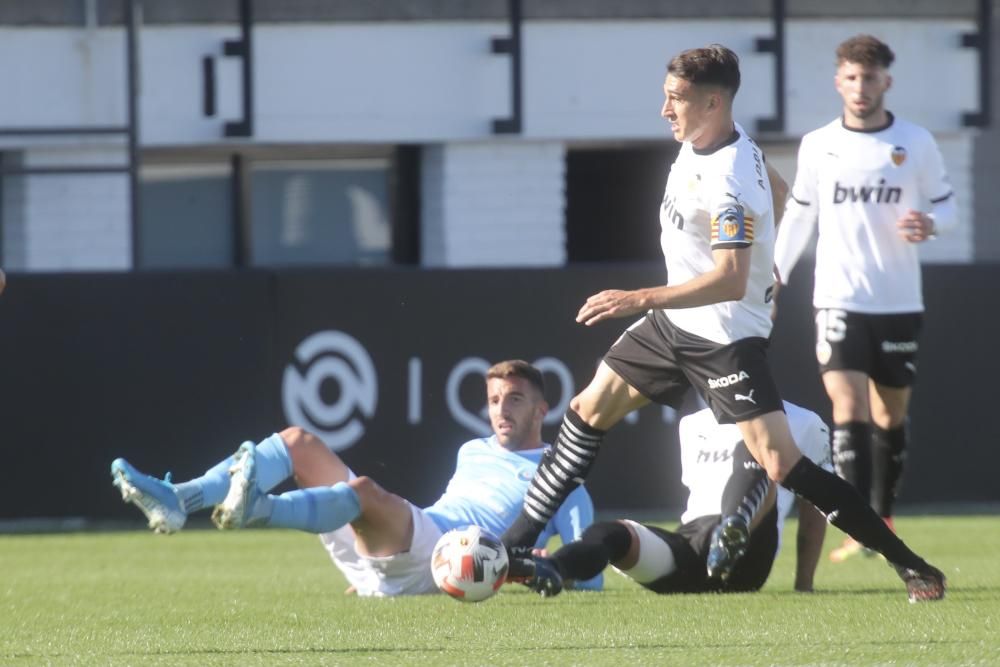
[
  {"x1": 836, "y1": 34, "x2": 894, "y2": 69},
  {"x1": 667, "y1": 44, "x2": 741, "y2": 96},
  {"x1": 486, "y1": 359, "x2": 545, "y2": 395}
]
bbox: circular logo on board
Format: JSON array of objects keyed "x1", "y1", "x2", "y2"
[{"x1": 282, "y1": 330, "x2": 377, "y2": 452}]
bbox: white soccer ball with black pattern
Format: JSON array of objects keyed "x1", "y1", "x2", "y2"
[{"x1": 430, "y1": 526, "x2": 509, "y2": 602}]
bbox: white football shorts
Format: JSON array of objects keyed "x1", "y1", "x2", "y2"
[{"x1": 318, "y1": 500, "x2": 444, "y2": 597}]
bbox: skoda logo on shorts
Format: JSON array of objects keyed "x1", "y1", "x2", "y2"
[{"x1": 282, "y1": 330, "x2": 377, "y2": 452}]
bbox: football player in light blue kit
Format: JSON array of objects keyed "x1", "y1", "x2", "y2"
[{"x1": 110, "y1": 359, "x2": 601, "y2": 597}]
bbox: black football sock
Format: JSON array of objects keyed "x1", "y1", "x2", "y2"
[
  {"x1": 832, "y1": 421, "x2": 872, "y2": 501},
  {"x1": 781, "y1": 456, "x2": 929, "y2": 571},
  {"x1": 872, "y1": 423, "x2": 908, "y2": 518},
  {"x1": 720, "y1": 441, "x2": 770, "y2": 527},
  {"x1": 502, "y1": 409, "x2": 605, "y2": 548},
  {"x1": 551, "y1": 521, "x2": 632, "y2": 582}
]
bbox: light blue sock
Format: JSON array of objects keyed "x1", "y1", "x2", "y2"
[
  {"x1": 173, "y1": 434, "x2": 292, "y2": 514},
  {"x1": 173, "y1": 455, "x2": 236, "y2": 514},
  {"x1": 253, "y1": 433, "x2": 294, "y2": 492},
  {"x1": 262, "y1": 482, "x2": 361, "y2": 533}
]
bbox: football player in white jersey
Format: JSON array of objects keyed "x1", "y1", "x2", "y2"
[
  {"x1": 529, "y1": 402, "x2": 830, "y2": 596},
  {"x1": 774, "y1": 35, "x2": 957, "y2": 564},
  {"x1": 502, "y1": 44, "x2": 945, "y2": 602},
  {"x1": 109, "y1": 360, "x2": 601, "y2": 597}
]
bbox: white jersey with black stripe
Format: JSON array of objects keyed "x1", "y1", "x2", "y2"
[
  {"x1": 678, "y1": 401, "x2": 832, "y2": 549},
  {"x1": 659, "y1": 123, "x2": 777, "y2": 344},
  {"x1": 775, "y1": 113, "x2": 953, "y2": 313}
]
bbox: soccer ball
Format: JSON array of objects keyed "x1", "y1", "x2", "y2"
[{"x1": 430, "y1": 526, "x2": 509, "y2": 602}]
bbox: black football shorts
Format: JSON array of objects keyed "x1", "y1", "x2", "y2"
[
  {"x1": 603, "y1": 310, "x2": 784, "y2": 424},
  {"x1": 813, "y1": 309, "x2": 923, "y2": 388}
]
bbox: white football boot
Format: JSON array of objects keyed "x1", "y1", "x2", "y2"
[{"x1": 211, "y1": 442, "x2": 264, "y2": 529}]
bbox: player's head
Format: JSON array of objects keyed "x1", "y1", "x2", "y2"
[
  {"x1": 834, "y1": 35, "x2": 894, "y2": 122},
  {"x1": 662, "y1": 45, "x2": 740, "y2": 147},
  {"x1": 485, "y1": 360, "x2": 548, "y2": 451}
]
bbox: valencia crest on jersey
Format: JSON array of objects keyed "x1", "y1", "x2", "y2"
[{"x1": 891, "y1": 145, "x2": 907, "y2": 166}]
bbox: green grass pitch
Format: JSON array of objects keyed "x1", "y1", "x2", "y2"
[{"x1": 3, "y1": 515, "x2": 998, "y2": 666}]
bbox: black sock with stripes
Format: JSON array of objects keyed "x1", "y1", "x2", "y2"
[
  {"x1": 781, "y1": 456, "x2": 930, "y2": 572},
  {"x1": 832, "y1": 421, "x2": 872, "y2": 501},
  {"x1": 502, "y1": 409, "x2": 605, "y2": 548},
  {"x1": 720, "y1": 441, "x2": 770, "y2": 528},
  {"x1": 872, "y1": 423, "x2": 908, "y2": 517}
]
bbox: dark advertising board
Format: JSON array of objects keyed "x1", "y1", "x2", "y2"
[{"x1": 0, "y1": 264, "x2": 995, "y2": 521}]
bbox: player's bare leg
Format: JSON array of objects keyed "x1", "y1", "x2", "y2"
[
  {"x1": 736, "y1": 411, "x2": 804, "y2": 481},
  {"x1": 342, "y1": 477, "x2": 415, "y2": 557},
  {"x1": 869, "y1": 381, "x2": 911, "y2": 533},
  {"x1": 824, "y1": 370, "x2": 871, "y2": 424},
  {"x1": 738, "y1": 411, "x2": 944, "y2": 601},
  {"x1": 273, "y1": 428, "x2": 414, "y2": 555},
  {"x1": 502, "y1": 363, "x2": 648, "y2": 549},
  {"x1": 280, "y1": 426, "x2": 351, "y2": 488},
  {"x1": 824, "y1": 370, "x2": 877, "y2": 562},
  {"x1": 572, "y1": 362, "x2": 651, "y2": 430},
  {"x1": 212, "y1": 429, "x2": 410, "y2": 547},
  {"x1": 868, "y1": 382, "x2": 909, "y2": 429}
]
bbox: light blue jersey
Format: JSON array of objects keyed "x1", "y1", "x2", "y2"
[{"x1": 424, "y1": 436, "x2": 602, "y2": 591}]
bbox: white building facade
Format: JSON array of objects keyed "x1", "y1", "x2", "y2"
[{"x1": 0, "y1": 1, "x2": 992, "y2": 270}]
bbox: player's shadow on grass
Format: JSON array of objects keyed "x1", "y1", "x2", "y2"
[
  {"x1": 778, "y1": 583, "x2": 995, "y2": 598},
  {"x1": 500, "y1": 582, "x2": 999, "y2": 604},
  {"x1": 111, "y1": 636, "x2": 990, "y2": 657}
]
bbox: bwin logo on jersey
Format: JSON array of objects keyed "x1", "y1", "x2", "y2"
[
  {"x1": 661, "y1": 194, "x2": 685, "y2": 230},
  {"x1": 282, "y1": 330, "x2": 377, "y2": 452},
  {"x1": 707, "y1": 371, "x2": 750, "y2": 389},
  {"x1": 833, "y1": 179, "x2": 901, "y2": 204}
]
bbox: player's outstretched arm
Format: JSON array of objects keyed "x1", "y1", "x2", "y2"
[
  {"x1": 576, "y1": 248, "x2": 750, "y2": 326},
  {"x1": 793, "y1": 497, "x2": 827, "y2": 592}
]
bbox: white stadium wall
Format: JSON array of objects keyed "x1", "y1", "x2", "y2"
[
  {"x1": 918, "y1": 134, "x2": 973, "y2": 263},
  {"x1": 784, "y1": 20, "x2": 978, "y2": 135},
  {"x1": 0, "y1": 15, "x2": 985, "y2": 269},
  {"x1": 0, "y1": 19, "x2": 976, "y2": 142},
  {"x1": 0, "y1": 28, "x2": 126, "y2": 129},
  {"x1": 421, "y1": 141, "x2": 566, "y2": 267},
  {"x1": 1, "y1": 147, "x2": 131, "y2": 270}
]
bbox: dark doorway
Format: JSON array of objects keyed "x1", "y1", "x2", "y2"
[{"x1": 565, "y1": 144, "x2": 680, "y2": 262}]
